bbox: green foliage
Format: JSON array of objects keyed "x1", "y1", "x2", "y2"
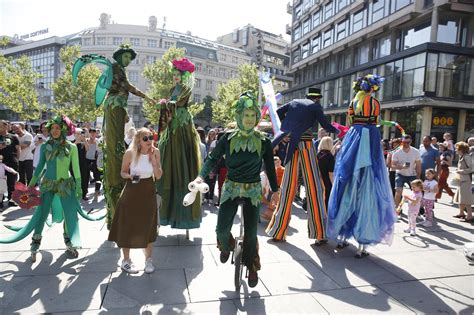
[
  {"x1": 0, "y1": 50, "x2": 43, "y2": 120},
  {"x1": 211, "y1": 63, "x2": 259, "y2": 126},
  {"x1": 52, "y1": 45, "x2": 103, "y2": 122},
  {"x1": 188, "y1": 103, "x2": 205, "y2": 117},
  {"x1": 142, "y1": 47, "x2": 186, "y2": 124},
  {"x1": 193, "y1": 95, "x2": 214, "y2": 124}
]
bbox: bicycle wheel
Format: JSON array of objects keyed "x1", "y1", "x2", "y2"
[{"x1": 234, "y1": 242, "x2": 243, "y2": 291}]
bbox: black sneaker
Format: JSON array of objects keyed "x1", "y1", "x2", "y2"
[
  {"x1": 7, "y1": 201, "x2": 16, "y2": 207},
  {"x1": 220, "y1": 251, "x2": 230, "y2": 263}
]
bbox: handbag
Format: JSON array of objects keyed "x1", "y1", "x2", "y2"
[{"x1": 449, "y1": 173, "x2": 461, "y2": 187}]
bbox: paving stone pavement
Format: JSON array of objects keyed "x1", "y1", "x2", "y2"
[{"x1": 0, "y1": 187, "x2": 472, "y2": 314}]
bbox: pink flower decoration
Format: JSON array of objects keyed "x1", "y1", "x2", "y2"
[
  {"x1": 172, "y1": 58, "x2": 195, "y2": 73},
  {"x1": 159, "y1": 98, "x2": 168, "y2": 105},
  {"x1": 62, "y1": 115, "x2": 76, "y2": 136}
]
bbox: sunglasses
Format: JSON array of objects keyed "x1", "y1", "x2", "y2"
[{"x1": 142, "y1": 135, "x2": 154, "y2": 142}]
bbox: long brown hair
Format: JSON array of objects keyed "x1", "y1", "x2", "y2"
[{"x1": 129, "y1": 127, "x2": 153, "y2": 164}]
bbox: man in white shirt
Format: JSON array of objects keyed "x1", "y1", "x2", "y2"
[
  {"x1": 13, "y1": 123, "x2": 34, "y2": 185},
  {"x1": 391, "y1": 134, "x2": 422, "y2": 207}
]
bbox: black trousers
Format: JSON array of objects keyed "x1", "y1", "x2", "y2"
[
  {"x1": 86, "y1": 159, "x2": 102, "y2": 192},
  {"x1": 19, "y1": 160, "x2": 34, "y2": 185}
]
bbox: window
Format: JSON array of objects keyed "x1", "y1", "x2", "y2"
[
  {"x1": 195, "y1": 62, "x2": 202, "y2": 72},
  {"x1": 324, "y1": 1, "x2": 334, "y2": 21},
  {"x1": 374, "y1": 36, "x2": 391, "y2": 59},
  {"x1": 371, "y1": 0, "x2": 385, "y2": 23},
  {"x1": 113, "y1": 37, "x2": 123, "y2": 45},
  {"x1": 336, "y1": 20, "x2": 347, "y2": 41},
  {"x1": 302, "y1": 42, "x2": 310, "y2": 59},
  {"x1": 401, "y1": 53, "x2": 426, "y2": 98},
  {"x1": 130, "y1": 38, "x2": 140, "y2": 46},
  {"x1": 164, "y1": 41, "x2": 173, "y2": 49},
  {"x1": 292, "y1": 48, "x2": 301, "y2": 64},
  {"x1": 337, "y1": 0, "x2": 349, "y2": 12},
  {"x1": 403, "y1": 23, "x2": 430, "y2": 50},
  {"x1": 303, "y1": 19, "x2": 311, "y2": 35},
  {"x1": 436, "y1": 53, "x2": 474, "y2": 98},
  {"x1": 82, "y1": 38, "x2": 91, "y2": 46},
  {"x1": 352, "y1": 9, "x2": 365, "y2": 33},
  {"x1": 338, "y1": 75, "x2": 352, "y2": 107},
  {"x1": 354, "y1": 44, "x2": 369, "y2": 65},
  {"x1": 194, "y1": 94, "x2": 201, "y2": 103},
  {"x1": 131, "y1": 57, "x2": 139, "y2": 65},
  {"x1": 232, "y1": 56, "x2": 238, "y2": 63},
  {"x1": 128, "y1": 71, "x2": 139, "y2": 82},
  {"x1": 302, "y1": 0, "x2": 311, "y2": 12},
  {"x1": 207, "y1": 66, "x2": 214, "y2": 76},
  {"x1": 323, "y1": 80, "x2": 337, "y2": 108},
  {"x1": 437, "y1": 19, "x2": 459, "y2": 44},
  {"x1": 393, "y1": 0, "x2": 412, "y2": 13},
  {"x1": 205, "y1": 80, "x2": 213, "y2": 91},
  {"x1": 220, "y1": 54, "x2": 227, "y2": 62},
  {"x1": 195, "y1": 78, "x2": 201, "y2": 88},
  {"x1": 146, "y1": 55, "x2": 157, "y2": 64},
  {"x1": 96, "y1": 37, "x2": 106, "y2": 45},
  {"x1": 294, "y1": 4, "x2": 302, "y2": 20},
  {"x1": 219, "y1": 68, "x2": 226, "y2": 78},
  {"x1": 312, "y1": 11, "x2": 321, "y2": 29},
  {"x1": 293, "y1": 25, "x2": 302, "y2": 41},
  {"x1": 323, "y1": 28, "x2": 333, "y2": 48},
  {"x1": 311, "y1": 36, "x2": 320, "y2": 54},
  {"x1": 338, "y1": 50, "x2": 351, "y2": 71},
  {"x1": 147, "y1": 39, "x2": 157, "y2": 47},
  {"x1": 425, "y1": 53, "x2": 438, "y2": 92}
]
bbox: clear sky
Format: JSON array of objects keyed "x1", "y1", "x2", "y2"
[{"x1": 1, "y1": 0, "x2": 291, "y2": 42}]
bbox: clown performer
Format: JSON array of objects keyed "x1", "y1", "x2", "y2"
[
  {"x1": 192, "y1": 92, "x2": 278, "y2": 287},
  {"x1": 0, "y1": 115, "x2": 104, "y2": 262},
  {"x1": 102, "y1": 45, "x2": 153, "y2": 227},
  {"x1": 266, "y1": 88, "x2": 339, "y2": 245},
  {"x1": 326, "y1": 75, "x2": 397, "y2": 258},
  {"x1": 156, "y1": 58, "x2": 202, "y2": 231}
]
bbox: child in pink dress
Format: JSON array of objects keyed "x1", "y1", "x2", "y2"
[
  {"x1": 0, "y1": 154, "x2": 18, "y2": 209},
  {"x1": 421, "y1": 169, "x2": 438, "y2": 227},
  {"x1": 403, "y1": 179, "x2": 423, "y2": 236}
]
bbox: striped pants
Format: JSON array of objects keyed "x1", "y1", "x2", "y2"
[{"x1": 266, "y1": 139, "x2": 327, "y2": 240}]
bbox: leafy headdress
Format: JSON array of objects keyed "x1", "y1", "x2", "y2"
[
  {"x1": 45, "y1": 115, "x2": 76, "y2": 139},
  {"x1": 44, "y1": 115, "x2": 76, "y2": 160}
]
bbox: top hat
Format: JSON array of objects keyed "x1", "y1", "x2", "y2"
[{"x1": 306, "y1": 87, "x2": 322, "y2": 98}]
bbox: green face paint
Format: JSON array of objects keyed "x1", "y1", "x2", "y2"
[
  {"x1": 120, "y1": 52, "x2": 132, "y2": 67},
  {"x1": 241, "y1": 109, "x2": 257, "y2": 132}
]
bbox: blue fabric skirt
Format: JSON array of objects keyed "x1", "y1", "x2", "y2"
[{"x1": 327, "y1": 125, "x2": 396, "y2": 245}]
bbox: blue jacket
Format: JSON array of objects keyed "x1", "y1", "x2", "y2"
[{"x1": 272, "y1": 99, "x2": 337, "y2": 165}]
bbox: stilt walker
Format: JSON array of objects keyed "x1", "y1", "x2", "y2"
[
  {"x1": 266, "y1": 88, "x2": 339, "y2": 244},
  {"x1": 326, "y1": 74, "x2": 397, "y2": 258},
  {"x1": 0, "y1": 115, "x2": 104, "y2": 262},
  {"x1": 72, "y1": 45, "x2": 153, "y2": 228}
]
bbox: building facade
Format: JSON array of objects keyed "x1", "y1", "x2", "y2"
[
  {"x1": 0, "y1": 36, "x2": 66, "y2": 121},
  {"x1": 77, "y1": 14, "x2": 252, "y2": 127},
  {"x1": 285, "y1": 0, "x2": 474, "y2": 145},
  {"x1": 217, "y1": 24, "x2": 293, "y2": 92}
]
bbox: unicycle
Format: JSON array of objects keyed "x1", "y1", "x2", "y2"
[{"x1": 232, "y1": 198, "x2": 245, "y2": 291}]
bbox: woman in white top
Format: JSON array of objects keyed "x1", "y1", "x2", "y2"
[
  {"x1": 108, "y1": 128, "x2": 162, "y2": 274},
  {"x1": 33, "y1": 122, "x2": 49, "y2": 169}
]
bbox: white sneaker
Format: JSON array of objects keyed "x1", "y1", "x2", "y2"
[
  {"x1": 403, "y1": 228, "x2": 411, "y2": 233},
  {"x1": 410, "y1": 230, "x2": 416, "y2": 236},
  {"x1": 422, "y1": 221, "x2": 433, "y2": 227},
  {"x1": 121, "y1": 259, "x2": 139, "y2": 274},
  {"x1": 144, "y1": 258, "x2": 155, "y2": 274}
]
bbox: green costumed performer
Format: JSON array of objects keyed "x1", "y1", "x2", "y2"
[
  {"x1": 193, "y1": 91, "x2": 279, "y2": 288},
  {"x1": 156, "y1": 58, "x2": 202, "y2": 229},
  {"x1": 72, "y1": 44, "x2": 153, "y2": 228},
  {"x1": 0, "y1": 115, "x2": 104, "y2": 262}
]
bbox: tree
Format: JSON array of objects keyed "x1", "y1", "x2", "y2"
[
  {"x1": 193, "y1": 95, "x2": 214, "y2": 124},
  {"x1": 52, "y1": 45, "x2": 103, "y2": 122},
  {"x1": 0, "y1": 39, "x2": 43, "y2": 120},
  {"x1": 142, "y1": 46, "x2": 204, "y2": 124},
  {"x1": 211, "y1": 63, "x2": 259, "y2": 126}
]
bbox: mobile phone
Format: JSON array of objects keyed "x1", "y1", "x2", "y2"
[
  {"x1": 404, "y1": 162, "x2": 411, "y2": 167},
  {"x1": 131, "y1": 175, "x2": 140, "y2": 184}
]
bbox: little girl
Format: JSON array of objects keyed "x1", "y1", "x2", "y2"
[
  {"x1": 0, "y1": 154, "x2": 18, "y2": 209},
  {"x1": 403, "y1": 179, "x2": 423, "y2": 236},
  {"x1": 421, "y1": 169, "x2": 438, "y2": 227}
]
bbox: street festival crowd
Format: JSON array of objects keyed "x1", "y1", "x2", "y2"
[{"x1": 0, "y1": 45, "x2": 472, "y2": 289}]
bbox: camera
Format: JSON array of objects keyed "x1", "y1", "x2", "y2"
[
  {"x1": 403, "y1": 162, "x2": 411, "y2": 167},
  {"x1": 131, "y1": 175, "x2": 140, "y2": 184}
]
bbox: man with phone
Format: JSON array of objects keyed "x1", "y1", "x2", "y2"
[{"x1": 391, "y1": 134, "x2": 421, "y2": 209}]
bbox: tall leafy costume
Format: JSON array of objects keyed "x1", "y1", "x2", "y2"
[
  {"x1": 0, "y1": 116, "x2": 104, "y2": 260},
  {"x1": 198, "y1": 92, "x2": 278, "y2": 287},
  {"x1": 72, "y1": 45, "x2": 150, "y2": 228},
  {"x1": 156, "y1": 58, "x2": 202, "y2": 229},
  {"x1": 327, "y1": 75, "x2": 396, "y2": 258}
]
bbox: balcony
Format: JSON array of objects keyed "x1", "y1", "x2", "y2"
[
  {"x1": 287, "y1": 2, "x2": 293, "y2": 14},
  {"x1": 286, "y1": 24, "x2": 292, "y2": 35}
]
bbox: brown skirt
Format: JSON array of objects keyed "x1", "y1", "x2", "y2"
[{"x1": 108, "y1": 177, "x2": 157, "y2": 248}]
